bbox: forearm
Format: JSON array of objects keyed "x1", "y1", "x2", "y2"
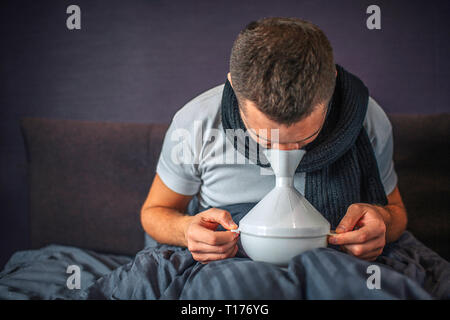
[
  {"x1": 376, "y1": 203, "x2": 408, "y2": 243},
  {"x1": 140, "y1": 206, "x2": 193, "y2": 247}
]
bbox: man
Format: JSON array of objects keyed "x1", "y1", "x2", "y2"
[{"x1": 140, "y1": 17, "x2": 407, "y2": 264}]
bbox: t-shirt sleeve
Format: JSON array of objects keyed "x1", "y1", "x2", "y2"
[
  {"x1": 156, "y1": 117, "x2": 202, "y2": 196},
  {"x1": 364, "y1": 97, "x2": 398, "y2": 196}
]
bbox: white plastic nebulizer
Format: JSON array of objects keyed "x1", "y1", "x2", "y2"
[{"x1": 237, "y1": 148, "x2": 330, "y2": 267}]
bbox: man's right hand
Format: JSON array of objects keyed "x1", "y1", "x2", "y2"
[{"x1": 183, "y1": 208, "x2": 240, "y2": 264}]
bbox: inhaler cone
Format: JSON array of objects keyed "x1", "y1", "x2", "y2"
[
  {"x1": 263, "y1": 148, "x2": 306, "y2": 178},
  {"x1": 238, "y1": 148, "x2": 330, "y2": 266}
]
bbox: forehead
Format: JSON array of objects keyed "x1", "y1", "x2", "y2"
[{"x1": 240, "y1": 99, "x2": 327, "y2": 143}]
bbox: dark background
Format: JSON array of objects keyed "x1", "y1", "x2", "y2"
[{"x1": 1, "y1": 0, "x2": 449, "y2": 268}]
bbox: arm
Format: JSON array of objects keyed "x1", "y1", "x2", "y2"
[
  {"x1": 373, "y1": 185, "x2": 407, "y2": 243},
  {"x1": 328, "y1": 185, "x2": 408, "y2": 261},
  {"x1": 140, "y1": 174, "x2": 193, "y2": 247},
  {"x1": 140, "y1": 174, "x2": 239, "y2": 263}
]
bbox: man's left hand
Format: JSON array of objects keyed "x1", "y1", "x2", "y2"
[{"x1": 328, "y1": 203, "x2": 388, "y2": 261}]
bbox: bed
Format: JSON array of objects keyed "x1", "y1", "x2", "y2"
[{"x1": 0, "y1": 114, "x2": 449, "y2": 299}]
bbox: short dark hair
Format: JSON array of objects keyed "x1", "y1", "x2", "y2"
[{"x1": 229, "y1": 17, "x2": 336, "y2": 125}]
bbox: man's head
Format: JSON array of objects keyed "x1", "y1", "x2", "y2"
[{"x1": 228, "y1": 17, "x2": 336, "y2": 150}]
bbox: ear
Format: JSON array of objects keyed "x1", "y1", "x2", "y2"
[{"x1": 227, "y1": 72, "x2": 233, "y2": 86}]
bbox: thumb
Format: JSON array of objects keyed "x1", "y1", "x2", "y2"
[
  {"x1": 336, "y1": 204, "x2": 366, "y2": 233},
  {"x1": 203, "y1": 208, "x2": 238, "y2": 230}
]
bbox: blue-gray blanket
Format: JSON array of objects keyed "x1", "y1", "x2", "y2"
[{"x1": 1, "y1": 204, "x2": 449, "y2": 300}]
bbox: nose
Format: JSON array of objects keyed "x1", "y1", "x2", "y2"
[{"x1": 271, "y1": 142, "x2": 302, "y2": 150}]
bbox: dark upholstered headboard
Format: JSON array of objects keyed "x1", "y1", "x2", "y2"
[
  {"x1": 21, "y1": 118, "x2": 168, "y2": 256},
  {"x1": 20, "y1": 114, "x2": 450, "y2": 259},
  {"x1": 388, "y1": 114, "x2": 449, "y2": 260}
]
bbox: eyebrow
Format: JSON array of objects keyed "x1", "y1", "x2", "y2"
[
  {"x1": 240, "y1": 108, "x2": 326, "y2": 145},
  {"x1": 250, "y1": 125, "x2": 322, "y2": 144}
]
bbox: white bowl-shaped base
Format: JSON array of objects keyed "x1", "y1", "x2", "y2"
[{"x1": 240, "y1": 233, "x2": 327, "y2": 267}]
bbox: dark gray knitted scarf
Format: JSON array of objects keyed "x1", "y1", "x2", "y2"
[{"x1": 221, "y1": 64, "x2": 388, "y2": 228}]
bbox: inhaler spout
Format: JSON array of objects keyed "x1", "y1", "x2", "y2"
[{"x1": 263, "y1": 149, "x2": 306, "y2": 178}]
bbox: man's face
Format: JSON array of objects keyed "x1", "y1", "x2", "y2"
[
  {"x1": 227, "y1": 72, "x2": 331, "y2": 151},
  {"x1": 238, "y1": 98, "x2": 328, "y2": 150}
]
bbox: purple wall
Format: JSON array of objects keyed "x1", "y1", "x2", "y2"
[{"x1": 1, "y1": 0, "x2": 449, "y2": 267}]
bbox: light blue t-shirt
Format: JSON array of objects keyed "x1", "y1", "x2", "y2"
[{"x1": 156, "y1": 84, "x2": 397, "y2": 211}]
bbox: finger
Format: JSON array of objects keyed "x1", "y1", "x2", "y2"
[
  {"x1": 194, "y1": 244, "x2": 238, "y2": 263},
  {"x1": 232, "y1": 243, "x2": 239, "y2": 256},
  {"x1": 341, "y1": 237, "x2": 385, "y2": 258},
  {"x1": 357, "y1": 246, "x2": 384, "y2": 261},
  {"x1": 201, "y1": 209, "x2": 238, "y2": 230},
  {"x1": 329, "y1": 225, "x2": 380, "y2": 246},
  {"x1": 358, "y1": 252, "x2": 382, "y2": 261},
  {"x1": 335, "y1": 204, "x2": 367, "y2": 233},
  {"x1": 190, "y1": 223, "x2": 238, "y2": 246},
  {"x1": 203, "y1": 244, "x2": 239, "y2": 263},
  {"x1": 189, "y1": 237, "x2": 239, "y2": 254}
]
